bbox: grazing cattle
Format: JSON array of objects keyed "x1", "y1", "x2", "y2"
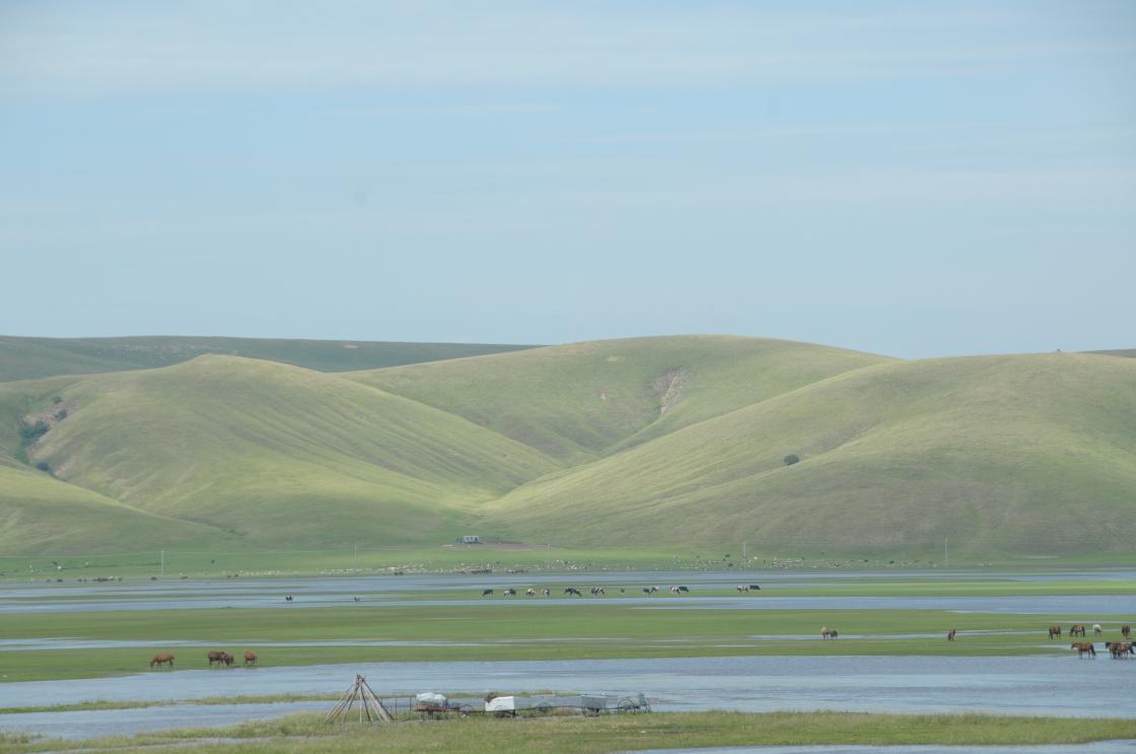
[
  {"x1": 1071, "y1": 641, "x2": 1096, "y2": 658},
  {"x1": 564, "y1": 587, "x2": 582, "y2": 597},
  {"x1": 820, "y1": 627, "x2": 838, "y2": 640},
  {"x1": 1070, "y1": 624, "x2": 1087, "y2": 637},
  {"x1": 284, "y1": 594, "x2": 293, "y2": 603},
  {"x1": 481, "y1": 589, "x2": 494, "y2": 598},
  {"x1": 207, "y1": 650, "x2": 229, "y2": 667},
  {"x1": 243, "y1": 650, "x2": 257, "y2": 666},
  {"x1": 1122, "y1": 625, "x2": 1131, "y2": 639},
  {"x1": 1048, "y1": 625, "x2": 1062, "y2": 639},
  {"x1": 590, "y1": 586, "x2": 606, "y2": 596},
  {"x1": 542, "y1": 588, "x2": 551, "y2": 597},
  {"x1": 749, "y1": 584, "x2": 761, "y2": 591},
  {"x1": 675, "y1": 585, "x2": 689, "y2": 593},
  {"x1": 150, "y1": 652, "x2": 175, "y2": 669},
  {"x1": 1093, "y1": 624, "x2": 1103, "y2": 636},
  {"x1": 947, "y1": 629, "x2": 957, "y2": 641},
  {"x1": 353, "y1": 596, "x2": 360, "y2": 603},
  {"x1": 525, "y1": 588, "x2": 536, "y2": 597},
  {"x1": 503, "y1": 588, "x2": 517, "y2": 597},
  {"x1": 641, "y1": 587, "x2": 653, "y2": 595},
  {"x1": 736, "y1": 584, "x2": 749, "y2": 592}
]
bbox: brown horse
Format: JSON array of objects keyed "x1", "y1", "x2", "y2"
[
  {"x1": 244, "y1": 650, "x2": 257, "y2": 666},
  {"x1": 1070, "y1": 624, "x2": 1087, "y2": 637},
  {"x1": 1070, "y1": 641, "x2": 1096, "y2": 658},
  {"x1": 207, "y1": 650, "x2": 231, "y2": 667},
  {"x1": 1105, "y1": 641, "x2": 1133, "y2": 659},
  {"x1": 150, "y1": 652, "x2": 175, "y2": 668},
  {"x1": 947, "y1": 629, "x2": 957, "y2": 641},
  {"x1": 1047, "y1": 625, "x2": 1062, "y2": 639}
]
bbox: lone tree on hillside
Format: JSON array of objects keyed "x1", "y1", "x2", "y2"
[{"x1": 783, "y1": 454, "x2": 800, "y2": 466}]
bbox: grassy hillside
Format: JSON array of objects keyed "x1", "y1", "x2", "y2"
[
  {"x1": 5, "y1": 357, "x2": 557, "y2": 550},
  {"x1": 3, "y1": 335, "x2": 1134, "y2": 559},
  {"x1": 350, "y1": 336, "x2": 890, "y2": 463},
  {"x1": 0, "y1": 463, "x2": 226, "y2": 555},
  {"x1": 489, "y1": 353, "x2": 1136, "y2": 558},
  {"x1": 0, "y1": 335, "x2": 535, "y2": 382}
]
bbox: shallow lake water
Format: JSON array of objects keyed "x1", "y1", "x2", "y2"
[
  {"x1": 2, "y1": 570, "x2": 1134, "y2": 741},
  {"x1": 2, "y1": 654, "x2": 1135, "y2": 740},
  {"x1": 2, "y1": 569, "x2": 1134, "y2": 614}
]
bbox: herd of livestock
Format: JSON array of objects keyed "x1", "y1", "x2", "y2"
[
  {"x1": 144, "y1": 588, "x2": 1132, "y2": 670},
  {"x1": 1052, "y1": 623, "x2": 1134, "y2": 659},
  {"x1": 148, "y1": 649, "x2": 257, "y2": 669},
  {"x1": 478, "y1": 584, "x2": 760, "y2": 598}
]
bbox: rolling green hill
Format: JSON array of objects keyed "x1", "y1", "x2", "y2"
[
  {"x1": 2, "y1": 356, "x2": 557, "y2": 548},
  {"x1": 488, "y1": 353, "x2": 1136, "y2": 557},
  {"x1": 2, "y1": 335, "x2": 1134, "y2": 559},
  {"x1": 0, "y1": 335, "x2": 535, "y2": 382},
  {"x1": 349, "y1": 336, "x2": 890, "y2": 464}
]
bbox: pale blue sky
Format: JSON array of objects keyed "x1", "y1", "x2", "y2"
[{"x1": 1, "y1": 1, "x2": 1133, "y2": 357}]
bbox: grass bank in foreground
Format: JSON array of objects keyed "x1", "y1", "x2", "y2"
[{"x1": 5, "y1": 711, "x2": 1136, "y2": 754}]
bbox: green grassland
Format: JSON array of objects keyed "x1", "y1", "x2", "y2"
[
  {"x1": 491, "y1": 352, "x2": 1136, "y2": 558},
  {"x1": 6, "y1": 711, "x2": 1136, "y2": 754},
  {"x1": 348, "y1": 335, "x2": 890, "y2": 463},
  {"x1": 0, "y1": 335, "x2": 534, "y2": 382},
  {"x1": 0, "y1": 357, "x2": 558, "y2": 550},
  {"x1": 1, "y1": 601, "x2": 1124, "y2": 682},
  {"x1": 1, "y1": 335, "x2": 1135, "y2": 560}
]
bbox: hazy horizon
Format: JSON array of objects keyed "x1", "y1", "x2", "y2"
[{"x1": 3, "y1": 1, "x2": 1134, "y2": 359}]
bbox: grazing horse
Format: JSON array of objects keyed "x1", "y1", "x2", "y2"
[
  {"x1": 1122, "y1": 625, "x2": 1132, "y2": 639},
  {"x1": 820, "y1": 626, "x2": 838, "y2": 640},
  {"x1": 1107, "y1": 641, "x2": 1133, "y2": 658},
  {"x1": 1093, "y1": 624, "x2": 1103, "y2": 636},
  {"x1": 207, "y1": 650, "x2": 229, "y2": 667},
  {"x1": 1048, "y1": 625, "x2": 1062, "y2": 639},
  {"x1": 481, "y1": 588, "x2": 494, "y2": 598},
  {"x1": 1070, "y1": 624, "x2": 1087, "y2": 637},
  {"x1": 947, "y1": 629, "x2": 957, "y2": 641},
  {"x1": 1070, "y1": 641, "x2": 1096, "y2": 658},
  {"x1": 150, "y1": 652, "x2": 175, "y2": 669},
  {"x1": 243, "y1": 650, "x2": 257, "y2": 666}
]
